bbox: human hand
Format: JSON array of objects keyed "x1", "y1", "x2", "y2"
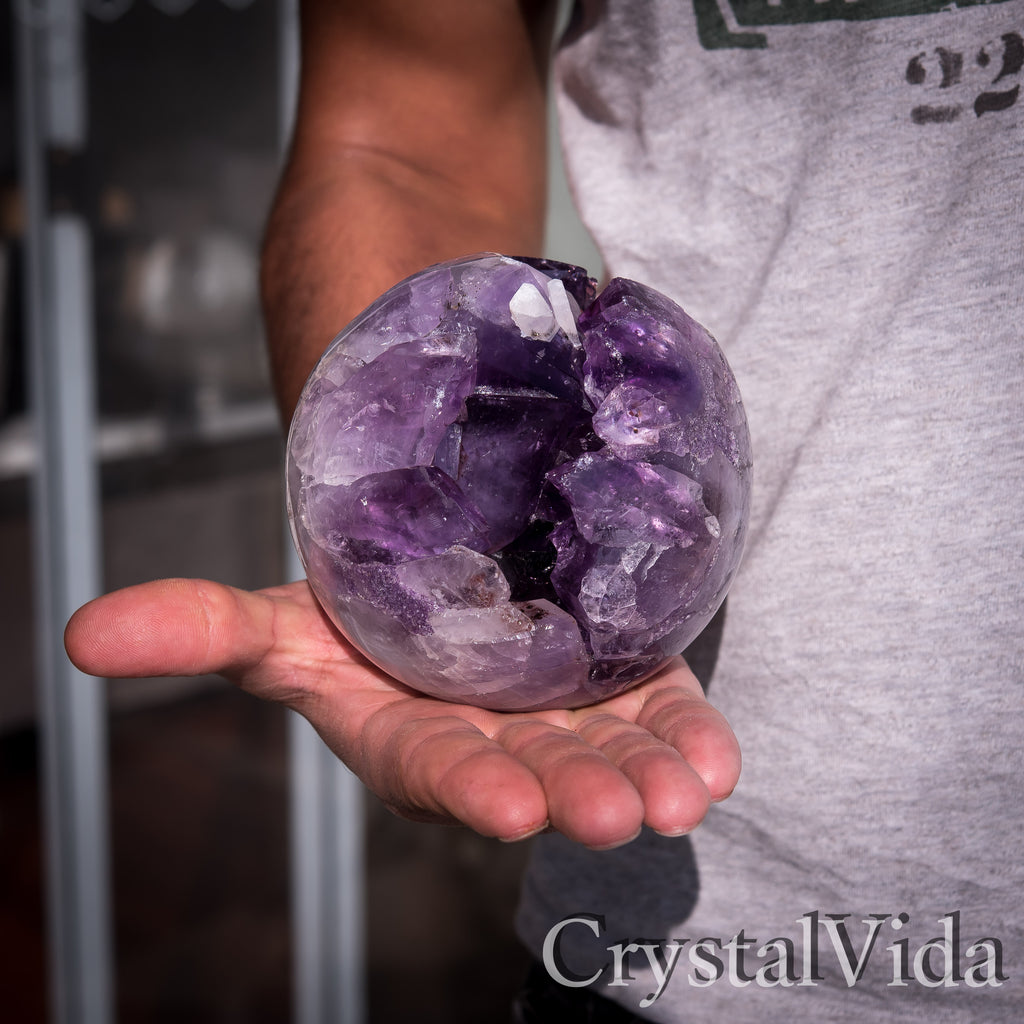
[{"x1": 65, "y1": 578, "x2": 740, "y2": 849}]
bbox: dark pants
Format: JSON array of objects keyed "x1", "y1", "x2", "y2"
[{"x1": 510, "y1": 960, "x2": 646, "y2": 1024}]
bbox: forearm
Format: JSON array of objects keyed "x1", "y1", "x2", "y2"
[
  {"x1": 261, "y1": 149, "x2": 547, "y2": 419},
  {"x1": 260, "y1": 0, "x2": 554, "y2": 421}
]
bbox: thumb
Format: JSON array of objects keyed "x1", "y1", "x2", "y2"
[{"x1": 64, "y1": 578, "x2": 278, "y2": 679}]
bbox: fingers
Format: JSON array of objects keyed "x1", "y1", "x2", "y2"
[
  {"x1": 572, "y1": 713, "x2": 715, "y2": 838},
  {"x1": 357, "y1": 704, "x2": 689, "y2": 850},
  {"x1": 633, "y1": 680, "x2": 742, "y2": 805},
  {"x1": 341, "y1": 685, "x2": 722, "y2": 849},
  {"x1": 477, "y1": 655, "x2": 740, "y2": 849},
  {"x1": 351, "y1": 701, "x2": 551, "y2": 841},
  {"x1": 491, "y1": 718, "x2": 646, "y2": 850},
  {"x1": 549, "y1": 659, "x2": 742, "y2": 843}
]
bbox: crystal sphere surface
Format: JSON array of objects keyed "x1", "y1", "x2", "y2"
[{"x1": 287, "y1": 255, "x2": 751, "y2": 711}]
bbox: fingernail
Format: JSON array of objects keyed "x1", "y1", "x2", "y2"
[
  {"x1": 653, "y1": 825, "x2": 692, "y2": 838},
  {"x1": 499, "y1": 821, "x2": 550, "y2": 843},
  {"x1": 587, "y1": 827, "x2": 642, "y2": 851}
]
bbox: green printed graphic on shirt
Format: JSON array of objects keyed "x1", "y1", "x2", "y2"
[{"x1": 695, "y1": 0, "x2": 1016, "y2": 49}]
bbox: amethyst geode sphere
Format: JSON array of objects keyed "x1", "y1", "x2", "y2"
[{"x1": 287, "y1": 255, "x2": 751, "y2": 711}]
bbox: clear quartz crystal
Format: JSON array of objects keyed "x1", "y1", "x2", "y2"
[{"x1": 287, "y1": 254, "x2": 751, "y2": 711}]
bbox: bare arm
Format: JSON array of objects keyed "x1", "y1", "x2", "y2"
[{"x1": 262, "y1": 0, "x2": 555, "y2": 416}]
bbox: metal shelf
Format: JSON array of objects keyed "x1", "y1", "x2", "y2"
[{"x1": 0, "y1": 397, "x2": 280, "y2": 481}]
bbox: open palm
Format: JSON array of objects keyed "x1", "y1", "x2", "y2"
[{"x1": 66, "y1": 577, "x2": 740, "y2": 849}]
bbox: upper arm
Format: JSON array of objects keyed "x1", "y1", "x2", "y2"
[{"x1": 290, "y1": 0, "x2": 558, "y2": 228}]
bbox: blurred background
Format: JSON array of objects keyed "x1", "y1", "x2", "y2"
[{"x1": 0, "y1": 1, "x2": 600, "y2": 1022}]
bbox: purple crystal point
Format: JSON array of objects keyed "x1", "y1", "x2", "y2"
[
  {"x1": 455, "y1": 389, "x2": 588, "y2": 550},
  {"x1": 305, "y1": 465, "x2": 491, "y2": 563},
  {"x1": 287, "y1": 255, "x2": 751, "y2": 711},
  {"x1": 393, "y1": 545, "x2": 511, "y2": 609},
  {"x1": 320, "y1": 264, "x2": 458, "y2": 386},
  {"x1": 579, "y1": 278, "x2": 706, "y2": 403},
  {"x1": 293, "y1": 328, "x2": 476, "y2": 487},
  {"x1": 548, "y1": 451, "x2": 713, "y2": 549}
]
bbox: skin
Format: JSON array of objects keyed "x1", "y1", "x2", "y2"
[{"x1": 64, "y1": 0, "x2": 741, "y2": 850}]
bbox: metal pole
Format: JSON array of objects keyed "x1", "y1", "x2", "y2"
[
  {"x1": 278, "y1": 2, "x2": 367, "y2": 1021},
  {"x1": 288, "y1": 698, "x2": 367, "y2": 1024},
  {"x1": 14, "y1": 1, "x2": 114, "y2": 1022}
]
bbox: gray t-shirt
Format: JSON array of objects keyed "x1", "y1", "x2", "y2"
[{"x1": 516, "y1": 1, "x2": 1024, "y2": 1020}]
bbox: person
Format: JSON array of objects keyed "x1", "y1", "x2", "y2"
[{"x1": 66, "y1": 0, "x2": 1023, "y2": 1020}]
